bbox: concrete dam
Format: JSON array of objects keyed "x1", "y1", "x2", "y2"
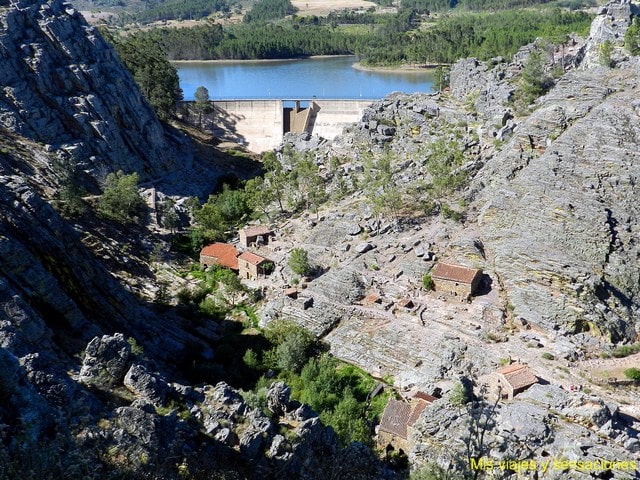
[{"x1": 180, "y1": 99, "x2": 373, "y2": 152}]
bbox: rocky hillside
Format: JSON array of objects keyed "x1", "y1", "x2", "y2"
[
  {"x1": 0, "y1": 0, "x2": 639, "y2": 478},
  {"x1": 251, "y1": 2, "x2": 640, "y2": 476}
]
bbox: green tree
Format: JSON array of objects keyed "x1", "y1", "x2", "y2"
[
  {"x1": 262, "y1": 151, "x2": 287, "y2": 213},
  {"x1": 264, "y1": 320, "x2": 316, "y2": 373},
  {"x1": 160, "y1": 198, "x2": 180, "y2": 232},
  {"x1": 244, "y1": 0, "x2": 297, "y2": 23},
  {"x1": 53, "y1": 156, "x2": 86, "y2": 218},
  {"x1": 290, "y1": 154, "x2": 325, "y2": 215},
  {"x1": 245, "y1": 176, "x2": 274, "y2": 219},
  {"x1": 194, "y1": 85, "x2": 211, "y2": 128},
  {"x1": 243, "y1": 349, "x2": 261, "y2": 370},
  {"x1": 599, "y1": 39, "x2": 614, "y2": 67},
  {"x1": 625, "y1": 17, "x2": 640, "y2": 54},
  {"x1": 422, "y1": 273, "x2": 434, "y2": 290},
  {"x1": 288, "y1": 247, "x2": 312, "y2": 276},
  {"x1": 517, "y1": 48, "x2": 548, "y2": 106},
  {"x1": 434, "y1": 65, "x2": 450, "y2": 92},
  {"x1": 109, "y1": 32, "x2": 183, "y2": 119},
  {"x1": 216, "y1": 268, "x2": 246, "y2": 306},
  {"x1": 192, "y1": 184, "x2": 251, "y2": 240},
  {"x1": 327, "y1": 390, "x2": 371, "y2": 445},
  {"x1": 275, "y1": 328, "x2": 315, "y2": 373},
  {"x1": 98, "y1": 170, "x2": 146, "y2": 224}
]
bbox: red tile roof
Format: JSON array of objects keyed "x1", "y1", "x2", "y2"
[
  {"x1": 379, "y1": 399, "x2": 412, "y2": 439},
  {"x1": 200, "y1": 243, "x2": 239, "y2": 270},
  {"x1": 497, "y1": 364, "x2": 538, "y2": 390},
  {"x1": 241, "y1": 225, "x2": 273, "y2": 238},
  {"x1": 238, "y1": 251, "x2": 269, "y2": 266},
  {"x1": 379, "y1": 398, "x2": 430, "y2": 440},
  {"x1": 431, "y1": 262, "x2": 481, "y2": 284},
  {"x1": 413, "y1": 391, "x2": 438, "y2": 403}
]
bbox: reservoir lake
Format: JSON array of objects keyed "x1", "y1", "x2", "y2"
[{"x1": 175, "y1": 56, "x2": 435, "y2": 101}]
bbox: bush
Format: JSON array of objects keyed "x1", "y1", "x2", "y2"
[
  {"x1": 624, "y1": 368, "x2": 640, "y2": 381},
  {"x1": 449, "y1": 381, "x2": 469, "y2": 406},
  {"x1": 422, "y1": 273, "x2": 434, "y2": 290},
  {"x1": 611, "y1": 343, "x2": 640, "y2": 358},
  {"x1": 98, "y1": 170, "x2": 145, "y2": 224},
  {"x1": 541, "y1": 352, "x2": 555, "y2": 360},
  {"x1": 288, "y1": 248, "x2": 312, "y2": 276}
]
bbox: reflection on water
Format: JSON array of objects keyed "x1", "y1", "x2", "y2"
[{"x1": 175, "y1": 56, "x2": 435, "y2": 100}]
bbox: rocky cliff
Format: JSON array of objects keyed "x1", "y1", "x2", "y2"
[
  {"x1": 0, "y1": 1, "x2": 392, "y2": 478},
  {"x1": 0, "y1": 0, "x2": 192, "y2": 187}
]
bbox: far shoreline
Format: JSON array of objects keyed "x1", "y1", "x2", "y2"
[
  {"x1": 352, "y1": 61, "x2": 447, "y2": 74},
  {"x1": 170, "y1": 55, "x2": 445, "y2": 73},
  {"x1": 170, "y1": 54, "x2": 356, "y2": 64}
]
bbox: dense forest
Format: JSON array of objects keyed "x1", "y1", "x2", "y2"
[
  {"x1": 137, "y1": 22, "x2": 361, "y2": 60},
  {"x1": 126, "y1": 8, "x2": 592, "y2": 64},
  {"x1": 132, "y1": 0, "x2": 230, "y2": 23},
  {"x1": 244, "y1": 0, "x2": 297, "y2": 23}
]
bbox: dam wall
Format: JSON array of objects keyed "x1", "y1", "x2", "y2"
[
  {"x1": 179, "y1": 99, "x2": 372, "y2": 152},
  {"x1": 311, "y1": 100, "x2": 373, "y2": 140}
]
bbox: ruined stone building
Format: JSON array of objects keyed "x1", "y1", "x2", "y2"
[
  {"x1": 431, "y1": 262, "x2": 483, "y2": 299},
  {"x1": 199, "y1": 243, "x2": 239, "y2": 270},
  {"x1": 491, "y1": 363, "x2": 538, "y2": 400},
  {"x1": 238, "y1": 251, "x2": 272, "y2": 281},
  {"x1": 239, "y1": 225, "x2": 274, "y2": 248},
  {"x1": 377, "y1": 392, "x2": 436, "y2": 452}
]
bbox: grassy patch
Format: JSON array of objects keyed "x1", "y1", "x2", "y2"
[{"x1": 611, "y1": 343, "x2": 640, "y2": 358}]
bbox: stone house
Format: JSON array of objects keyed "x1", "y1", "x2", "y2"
[
  {"x1": 492, "y1": 363, "x2": 538, "y2": 400},
  {"x1": 431, "y1": 262, "x2": 482, "y2": 299},
  {"x1": 239, "y1": 225, "x2": 274, "y2": 248},
  {"x1": 237, "y1": 251, "x2": 273, "y2": 281},
  {"x1": 377, "y1": 393, "x2": 436, "y2": 453},
  {"x1": 199, "y1": 243, "x2": 239, "y2": 270}
]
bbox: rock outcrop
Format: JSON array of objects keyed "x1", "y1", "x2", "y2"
[
  {"x1": 471, "y1": 65, "x2": 640, "y2": 342},
  {"x1": 410, "y1": 384, "x2": 638, "y2": 479},
  {"x1": 0, "y1": 0, "x2": 192, "y2": 186}
]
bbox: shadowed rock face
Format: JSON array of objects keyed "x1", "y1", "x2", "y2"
[{"x1": 0, "y1": 0, "x2": 191, "y2": 183}]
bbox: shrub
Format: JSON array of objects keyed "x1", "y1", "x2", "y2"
[
  {"x1": 624, "y1": 368, "x2": 640, "y2": 381},
  {"x1": 98, "y1": 170, "x2": 145, "y2": 224},
  {"x1": 449, "y1": 381, "x2": 469, "y2": 406},
  {"x1": 541, "y1": 352, "x2": 555, "y2": 360},
  {"x1": 611, "y1": 343, "x2": 640, "y2": 358},
  {"x1": 422, "y1": 273, "x2": 434, "y2": 290},
  {"x1": 288, "y1": 248, "x2": 312, "y2": 276}
]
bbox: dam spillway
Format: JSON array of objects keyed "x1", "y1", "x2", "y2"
[{"x1": 179, "y1": 99, "x2": 374, "y2": 152}]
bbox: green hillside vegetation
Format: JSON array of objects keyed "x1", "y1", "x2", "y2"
[
  {"x1": 129, "y1": 8, "x2": 592, "y2": 64},
  {"x1": 405, "y1": 9, "x2": 593, "y2": 64},
  {"x1": 244, "y1": 0, "x2": 297, "y2": 23},
  {"x1": 106, "y1": 30, "x2": 183, "y2": 118},
  {"x1": 133, "y1": 0, "x2": 230, "y2": 23}
]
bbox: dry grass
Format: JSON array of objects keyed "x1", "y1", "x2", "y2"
[{"x1": 291, "y1": 0, "x2": 377, "y2": 16}]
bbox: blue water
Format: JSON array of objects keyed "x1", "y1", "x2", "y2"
[{"x1": 174, "y1": 56, "x2": 435, "y2": 100}]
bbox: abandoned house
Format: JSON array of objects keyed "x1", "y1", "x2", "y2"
[
  {"x1": 199, "y1": 243, "x2": 239, "y2": 270},
  {"x1": 377, "y1": 393, "x2": 435, "y2": 452},
  {"x1": 239, "y1": 225, "x2": 274, "y2": 248},
  {"x1": 492, "y1": 363, "x2": 538, "y2": 400},
  {"x1": 431, "y1": 262, "x2": 483, "y2": 299},
  {"x1": 237, "y1": 251, "x2": 273, "y2": 281}
]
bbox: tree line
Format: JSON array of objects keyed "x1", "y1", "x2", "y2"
[
  {"x1": 129, "y1": 8, "x2": 592, "y2": 65},
  {"x1": 132, "y1": 0, "x2": 230, "y2": 23},
  {"x1": 244, "y1": 0, "x2": 297, "y2": 23}
]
